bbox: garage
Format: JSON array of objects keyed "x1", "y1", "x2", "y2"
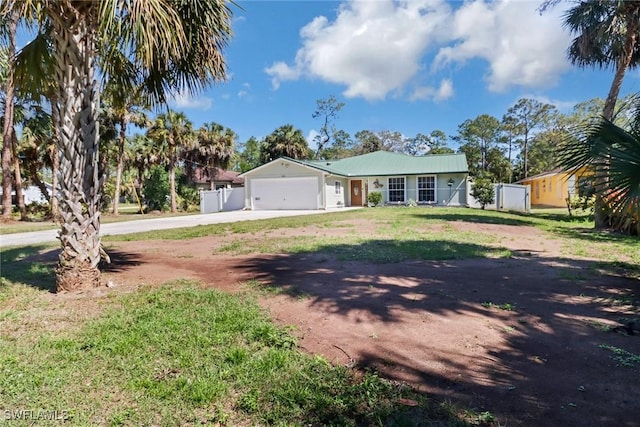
[{"x1": 250, "y1": 176, "x2": 319, "y2": 210}]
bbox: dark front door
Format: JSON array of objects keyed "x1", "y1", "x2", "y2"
[{"x1": 350, "y1": 180, "x2": 362, "y2": 206}]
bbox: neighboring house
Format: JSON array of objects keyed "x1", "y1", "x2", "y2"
[
  {"x1": 189, "y1": 167, "x2": 244, "y2": 191},
  {"x1": 239, "y1": 150, "x2": 469, "y2": 210},
  {"x1": 0, "y1": 182, "x2": 52, "y2": 206},
  {"x1": 516, "y1": 167, "x2": 591, "y2": 208}
]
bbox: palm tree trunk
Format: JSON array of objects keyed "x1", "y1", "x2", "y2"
[
  {"x1": 49, "y1": 4, "x2": 103, "y2": 292},
  {"x1": 11, "y1": 132, "x2": 27, "y2": 220},
  {"x1": 1, "y1": 11, "x2": 17, "y2": 219},
  {"x1": 169, "y1": 145, "x2": 177, "y2": 213},
  {"x1": 112, "y1": 118, "x2": 127, "y2": 215},
  {"x1": 50, "y1": 97, "x2": 61, "y2": 222}
]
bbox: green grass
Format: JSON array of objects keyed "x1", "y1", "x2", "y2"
[
  {"x1": 599, "y1": 344, "x2": 640, "y2": 368},
  {"x1": 0, "y1": 282, "x2": 475, "y2": 426}
]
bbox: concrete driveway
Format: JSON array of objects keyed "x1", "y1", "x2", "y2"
[{"x1": 0, "y1": 208, "x2": 361, "y2": 248}]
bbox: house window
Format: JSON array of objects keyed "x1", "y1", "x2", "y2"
[
  {"x1": 388, "y1": 177, "x2": 405, "y2": 203},
  {"x1": 417, "y1": 176, "x2": 435, "y2": 203},
  {"x1": 334, "y1": 181, "x2": 342, "y2": 195}
]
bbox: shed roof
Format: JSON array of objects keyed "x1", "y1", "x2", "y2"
[{"x1": 291, "y1": 151, "x2": 468, "y2": 177}]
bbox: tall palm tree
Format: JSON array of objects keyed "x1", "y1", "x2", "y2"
[
  {"x1": 558, "y1": 105, "x2": 640, "y2": 235},
  {"x1": 2, "y1": 1, "x2": 233, "y2": 291},
  {"x1": 1, "y1": 10, "x2": 17, "y2": 219},
  {"x1": 560, "y1": 0, "x2": 640, "y2": 228},
  {"x1": 102, "y1": 72, "x2": 149, "y2": 215},
  {"x1": 187, "y1": 122, "x2": 235, "y2": 190},
  {"x1": 147, "y1": 111, "x2": 194, "y2": 213},
  {"x1": 260, "y1": 124, "x2": 310, "y2": 164},
  {"x1": 563, "y1": 1, "x2": 640, "y2": 121}
]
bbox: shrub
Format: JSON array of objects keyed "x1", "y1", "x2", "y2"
[
  {"x1": 367, "y1": 191, "x2": 383, "y2": 207},
  {"x1": 143, "y1": 165, "x2": 170, "y2": 211},
  {"x1": 471, "y1": 176, "x2": 495, "y2": 210}
]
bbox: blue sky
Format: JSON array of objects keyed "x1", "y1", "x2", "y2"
[{"x1": 24, "y1": 1, "x2": 640, "y2": 151}]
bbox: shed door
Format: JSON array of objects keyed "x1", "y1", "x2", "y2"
[{"x1": 250, "y1": 177, "x2": 319, "y2": 210}]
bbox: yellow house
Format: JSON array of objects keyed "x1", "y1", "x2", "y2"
[{"x1": 516, "y1": 167, "x2": 591, "y2": 208}]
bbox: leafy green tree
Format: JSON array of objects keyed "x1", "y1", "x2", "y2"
[
  {"x1": 260, "y1": 124, "x2": 310, "y2": 163},
  {"x1": 319, "y1": 129, "x2": 354, "y2": 159},
  {"x1": 471, "y1": 176, "x2": 495, "y2": 210},
  {"x1": 504, "y1": 98, "x2": 556, "y2": 179},
  {"x1": 147, "y1": 111, "x2": 195, "y2": 213},
  {"x1": 3, "y1": 1, "x2": 233, "y2": 291},
  {"x1": 406, "y1": 130, "x2": 453, "y2": 155},
  {"x1": 143, "y1": 165, "x2": 170, "y2": 212},
  {"x1": 235, "y1": 136, "x2": 262, "y2": 172},
  {"x1": 454, "y1": 114, "x2": 502, "y2": 174},
  {"x1": 353, "y1": 130, "x2": 384, "y2": 154},
  {"x1": 312, "y1": 95, "x2": 345, "y2": 159}
]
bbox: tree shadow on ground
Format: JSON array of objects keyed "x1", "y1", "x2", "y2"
[
  {"x1": 411, "y1": 210, "x2": 533, "y2": 227},
  {"x1": 1, "y1": 245, "x2": 58, "y2": 292},
  {"x1": 0, "y1": 246, "x2": 142, "y2": 292},
  {"x1": 237, "y1": 239, "x2": 640, "y2": 427}
]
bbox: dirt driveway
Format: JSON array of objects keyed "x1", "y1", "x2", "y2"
[{"x1": 99, "y1": 218, "x2": 640, "y2": 427}]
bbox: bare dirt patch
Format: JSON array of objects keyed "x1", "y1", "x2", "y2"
[{"x1": 27, "y1": 220, "x2": 640, "y2": 426}]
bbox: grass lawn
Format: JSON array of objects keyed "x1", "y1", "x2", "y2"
[{"x1": 1, "y1": 206, "x2": 638, "y2": 426}]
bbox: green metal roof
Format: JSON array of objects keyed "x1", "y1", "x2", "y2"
[{"x1": 289, "y1": 151, "x2": 468, "y2": 177}]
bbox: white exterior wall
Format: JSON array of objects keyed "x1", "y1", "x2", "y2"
[
  {"x1": 242, "y1": 159, "x2": 326, "y2": 210},
  {"x1": 362, "y1": 174, "x2": 467, "y2": 206},
  {"x1": 325, "y1": 176, "x2": 348, "y2": 208}
]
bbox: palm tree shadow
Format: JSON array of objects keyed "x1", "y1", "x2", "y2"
[{"x1": 0, "y1": 245, "x2": 142, "y2": 292}]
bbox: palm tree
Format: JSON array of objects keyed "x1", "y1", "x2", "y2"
[
  {"x1": 101, "y1": 74, "x2": 149, "y2": 215},
  {"x1": 187, "y1": 122, "x2": 235, "y2": 190},
  {"x1": 260, "y1": 124, "x2": 310, "y2": 164},
  {"x1": 558, "y1": 106, "x2": 640, "y2": 235},
  {"x1": 559, "y1": 0, "x2": 640, "y2": 228},
  {"x1": 13, "y1": 30, "x2": 61, "y2": 221},
  {"x1": 147, "y1": 111, "x2": 194, "y2": 213},
  {"x1": 1, "y1": 10, "x2": 17, "y2": 219},
  {"x1": 563, "y1": 1, "x2": 640, "y2": 121},
  {"x1": 2, "y1": 1, "x2": 233, "y2": 291}
]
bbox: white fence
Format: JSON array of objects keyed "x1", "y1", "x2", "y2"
[
  {"x1": 200, "y1": 188, "x2": 245, "y2": 213},
  {"x1": 467, "y1": 182, "x2": 530, "y2": 213}
]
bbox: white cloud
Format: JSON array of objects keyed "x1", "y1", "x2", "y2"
[
  {"x1": 434, "y1": 0, "x2": 571, "y2": 92},
  {"x1": 265, "y1": 61, "x2": 303, "y2": 90},
  {"x1": 265, "y1": 0, "x2": 452, "y2": 100},
  {"x1": 171, "y1": 92, "x2": 213, "y2": 110},
  {"x1": 410, "y1": 78, "x2": 454, "y2": 101},
  {"x1": 266, "y1": 0, "x2": 572, "y2": 101},
  {"x1": 519, "y1": 94, "x2": 578, "y2": 112}
]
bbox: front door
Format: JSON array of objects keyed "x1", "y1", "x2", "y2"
[{"x1": 350, "y1": 180, "x2": 362, "y2": 206}]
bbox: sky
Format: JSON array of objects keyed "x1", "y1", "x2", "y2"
[{"x1": 18, "y1": 0, "x2": 640, "y2": 151}]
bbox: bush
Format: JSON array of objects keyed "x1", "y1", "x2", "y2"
[
  {"x1": 470, "y1": 177, "x2": 495, "y2": 210},
  {"x1": 367, "y1": 191, "x2": 383, "y2": 207},
  {"x1": 143, "y1": 166, "x2": 170, "y2": 211}
]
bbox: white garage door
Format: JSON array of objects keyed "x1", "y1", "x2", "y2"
[{"x1": 250, "y1": 177, "x2": 319, "y2": 210}]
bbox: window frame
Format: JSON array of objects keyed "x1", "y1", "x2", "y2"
[
  {"x1": 387, "y1": 176, "x2": 406, "y2": 203},
  {"x1": 334, "y1": 181, "x2": 342, "y2": 195},
  {"x1": 416, "y1": 175, "x2": 436, "y2": 203}
]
